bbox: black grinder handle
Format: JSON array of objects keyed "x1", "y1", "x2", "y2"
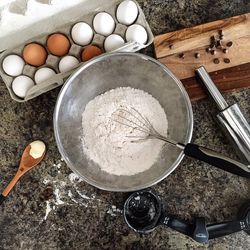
[
  {"x1": 207, "y1": 220, "x2": 246, "y2": 239},
  {"x1": 161, "y1": 216, "x2": 191, "y2": 236},
  {"x1": 183, "y1": 143, "x2": 250, "y2": 178},
  {"x1": 161, "y1": 215, "x2": 209, "y2": 243}
]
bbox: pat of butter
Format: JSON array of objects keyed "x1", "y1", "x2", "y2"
[{"x1": 29, "y1": 140, "x2": 46, "y2": 159}]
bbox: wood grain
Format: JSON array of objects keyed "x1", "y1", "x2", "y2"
[
  {"x1": 154, "y1": 13, "x2": 250, "y2": 58},
  {"x1": 182, "y1": 62, "x2": 250, "y2": 101},
  {"x1": 158, "y1": 35, "x2": 250, "y2": 79},
  {"x1": 154, "y1": 12, "x2": 250, "y2": 101}
]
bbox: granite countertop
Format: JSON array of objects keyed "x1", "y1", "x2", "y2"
[{"x1": 0, "y1": 0, "x2": 250, "y2": 249}]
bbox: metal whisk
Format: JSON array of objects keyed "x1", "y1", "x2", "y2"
[
  {"x1": 111, "y1": 107, "x2": 250, "y2": 178},
  {"x1": 112, "y1": 107, "x2": 177, "y2": 146}
]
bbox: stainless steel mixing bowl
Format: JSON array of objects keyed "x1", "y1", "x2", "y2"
[{"x1": 54, "y1": 53, "x2": 193, "y2": 192}]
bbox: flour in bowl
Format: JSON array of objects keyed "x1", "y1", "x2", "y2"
[{"x1": 81, "y1": 87, "x2": 168, "y2": 176}]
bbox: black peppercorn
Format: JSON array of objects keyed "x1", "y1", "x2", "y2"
[
  {"x1": 213, "y1": 58, "x2": 220, "y2": 64},
  {"x1": 195, "y1": 53, "x2": 201, "y2": 58},
  {"x1": 179, "y1": 53, "x2": 185, "y2": 59}
]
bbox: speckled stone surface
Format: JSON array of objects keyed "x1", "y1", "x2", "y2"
[{"x1": 0, "y1": 1, "x2": 250, "y2": 249}]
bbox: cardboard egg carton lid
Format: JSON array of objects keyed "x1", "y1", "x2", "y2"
[{"x1": 0, "y1": 0, "x2": 120, "y2": 51}]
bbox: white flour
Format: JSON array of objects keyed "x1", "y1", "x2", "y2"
[{"x1": 81, "y1": 87, "x2": 168, "y2": 176}]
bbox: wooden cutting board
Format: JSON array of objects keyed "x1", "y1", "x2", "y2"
[{"x1": 154, "y1": 13, "x2": 250, "y2": 101}]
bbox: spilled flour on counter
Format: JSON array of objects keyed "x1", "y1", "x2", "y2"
[
  {"x1": 107, "y1": 205, "x2": 123, "y2": 217},
  {"x1": 81, "y1": 87, "x2": 168, "y2": 176},
  {"x1": 44, "y1": 200, "x2": 52, "y2": 221},
  {"x1": 41, "y1": 160, "x2": 123, "y2": 222}
]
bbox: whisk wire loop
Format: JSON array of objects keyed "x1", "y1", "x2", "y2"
[{"x1": 112, "y1": 107, "x2": 170, "y2": 143}]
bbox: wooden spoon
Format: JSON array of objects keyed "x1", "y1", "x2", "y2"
[{"x1": 0, "y1": 140, "x2": 46, "y2": 205}]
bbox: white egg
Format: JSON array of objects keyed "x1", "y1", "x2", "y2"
[
  {"x1": 71, "y1": 22, "x2": 93, "y2": 46},
  {"x1": 126, "y1": 24, "x2": 148, "y2": 44},
  {"x1": 116, "y1": 0, "x2": 138, "y2": 25},
  {"x1": 2, "y1": 54, "x2": 25, "y2": 76},
  {"x1": 104, "y1": 34, "x2": 125, "y2": 52},
  {"x1": 34, "y1": 67, "x2": 56, "y2": 84},
  {"x1": 59, "y1": 56, "x2": 79, "y2": 73},
  {"x1": 93, "y1": 12, "x2": 115, "y2": 36},
  {"x1": 12, "y1": 75, "x2": 34, "y2": 98}
]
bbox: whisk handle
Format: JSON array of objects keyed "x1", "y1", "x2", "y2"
[{"x1": 183, "y1": 143, "x2": 250, "y2": 178}]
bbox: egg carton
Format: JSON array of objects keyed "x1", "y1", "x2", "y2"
[{"x1": 0, "y1": 0, "x2": 154, "y2": 102}]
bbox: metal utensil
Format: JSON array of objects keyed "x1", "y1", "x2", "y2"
[
  {"x1": 0, "y1": 140, "x2": 46, "y2": 205},
  {"x1": 53, "y1": 53, "x2": 249, "y2": 192},
  {"x1": 124, "y1": 190, "x2": 250, "y2": 243},
  {"x1": 112, "y1": 107, "x2": 250, "y2": 177},
  {"x1": 196, "y1": 66, "x2": 250, "y2": 164},
  {"x1": 54, "y1": 52, "x2": 193, "y2": 192}
]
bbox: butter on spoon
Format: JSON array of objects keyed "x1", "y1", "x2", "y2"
[
  {"x1": 0, "y1": 140, "x2": 46, "y2": 205},
  {"x1": 29, "y1": 140, "x2": 46, "y2": 159}
]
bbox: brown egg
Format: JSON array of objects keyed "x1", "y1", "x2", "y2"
[
  {"x1": 23, "y1": 43, "x2": 47, "y2": 67},
  {"x1": 81, "y1": 45, "x2": 103, "y2": 62},
  {"x1": 47, "y1": 33, "x2": 70, "y2": 56}
]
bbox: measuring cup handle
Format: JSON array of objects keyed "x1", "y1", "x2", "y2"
[{"x1": 183, "y1": 143, "x2": 250, "y2": 178}]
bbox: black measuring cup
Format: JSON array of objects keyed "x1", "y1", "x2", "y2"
[{"x1": 124, "y1": 190, "x2": 250, "y2": 243}]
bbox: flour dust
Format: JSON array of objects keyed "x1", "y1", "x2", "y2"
[{"x1": 81, "y1": 87, "x2": 168, "y2": 176}]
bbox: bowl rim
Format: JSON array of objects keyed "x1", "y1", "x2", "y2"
[{"x1": 53, "y1": 52, "x2": 193, "y2": 192}]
